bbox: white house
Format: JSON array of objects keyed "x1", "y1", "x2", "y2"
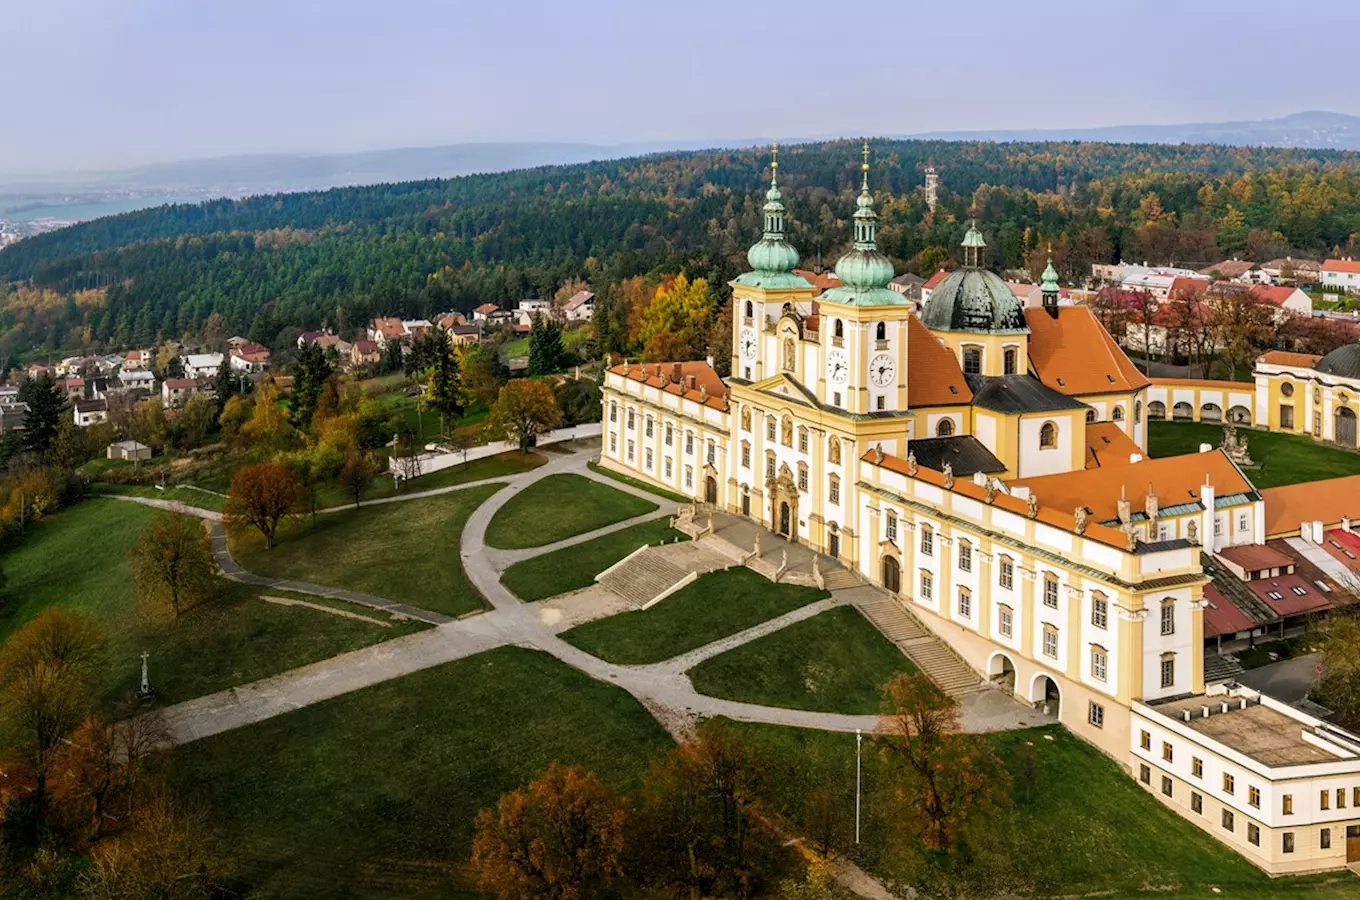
[
  {"x1": 181, "y1": 353, "x2": 224, "y2": 379},
  {"x1": 563, "y1": 290, "x2": 595, "y2": 322},
  {"x1": 73, "y1": 398, "x2": 108, "y2": 427},
  {"x1": 1320, "y1": 259, "x2": 1360, "y2": 294},
  {"x1": 118, "y1": 369, "x2": 156, "y2": 393}
]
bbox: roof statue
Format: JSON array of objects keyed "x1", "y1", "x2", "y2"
[
  {"x1": 733, "y1": 144, "x2": 814, "y2": 290},
  {"x1": 820, "y1": 142, "x2": 905, "y2": 307},
  {"x1": 920, "y1": 222, "x2": 1029, "y2": 334}
]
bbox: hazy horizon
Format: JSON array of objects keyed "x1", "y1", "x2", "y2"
[{"x1": 7, "y1": 0, "x2": 1360, "y2": 175}]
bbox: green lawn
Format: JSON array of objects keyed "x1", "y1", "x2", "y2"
[
  {"x1": 733, "y1": 721, "x2": 1356, "y2": 899},
  {"x1": 688, "y1": 606, "x2": 917, "y2": 714},
  {"x1": 162, "y1": 647, "x2": 673, "y2": 900},
  {"x1": 1147, "y1": 421, "x2": 1360, "y2": 488},
  {"x1": 92, "y1": 482, "x2": 228, "y2": 512},
  {"x1": 0, "y1": 500, "x2": 428, "y2": 715},
  {"x1": 313, "y1": 449, "x2": 544, "y2": 509},
  {"x1": 500, "y1": 516, "x2": 688, "y2": 602},
  {"x1": 484, "y1": 472, "x2": 657, "y2": 550},
  {"x1": 587, "y1": 459, "x2": 691, "y2": 502},
  {"x1": 233, "y1": 484, "x2": 501, "y2": 618},
  {"x1": 560, "y1": 567, "x2": 828, "y2": 665}
]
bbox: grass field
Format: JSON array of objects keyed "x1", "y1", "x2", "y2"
[
  {"x1": 92, "y1": 482, "x2": 228, "y2": 511},
  {"x1": 234, "y1": 484, "x2": 501, "y2": 618},
  {"x1": 1148, "y1": 421, "x2": 1360, "y2": 488},
  {"x1": 587, "y1": 459, "x2": 690, "y2": 502},
  {"x1": 733, "y1": 721, "x2": 1357, "y2": 899},
  {"x1": 560, "y1": 567, "x2": 828, "y2": 665},
  {"x1": 312, "y1": 449, "x2": 543, "y2": 509},
  {"x1": 0, "y1": 500, "x2": 428, "y2": 713},
  {"x1": 163, "y1": 647, "x2": 673, "y2": 899},
  {"x1": 484, "y1": 472, "x2": 657, "y2": 549},
  {"x1": 500, "y1": 516, "x2": 687, "y2": 602},
  {"x1": 688, "y1": 606, "x2": 917, "y2": 714}
]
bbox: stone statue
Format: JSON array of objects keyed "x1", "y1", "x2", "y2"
[
  {"x1": 752, "y1": 531, "x2": 762, "y2": 556},
  {"x1": 829, "y1": 438, "x2": 841, "y2": 465},
  {"x1": 783, "y1": 338, "x2": 796, "y2": 371},
  {"x1": 906, "y1": 451, "x2": 917, "y2": 476},
  {"x1": 1187, "y1": 518, "x2": 1199, "y2": 545},
  {"x1": 1221, "y1": 424, "x2": 1256, "y2": 468},
  {"x1": 699, "y1": 386, "x2": 709, "y2": 403},
  {"x1": 1123, "y1": 523, "x2": 1138, "y2": 552},
  {"x1": 1074, "y1": 506, "x2": 1088, "y2": 535},
  {"x1": 1027, "y1": 494, "x2": 1039, "y2": 519},
  {"x1": 942, "y1": 463, "x2": 955, "y2": 489},
  {"x1": 984, "y1": 479, "x2": 997, "y2": 504},
  {"x1": 872, "y1": 445, "x2": 885, "y2": 464},
  {"x1": 741, "y1": 406, "x2": 752, "y2": 431},
  {"x1": 782, "y1": 417, "x2": 793, "y2": 446}
]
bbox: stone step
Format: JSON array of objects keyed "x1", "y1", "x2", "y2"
[
  {"x1": 851, "y1": 595, "x2": 983, "y2": 698},
  {"x1": 598, "y1": 548, "x2": 691, "y2": 608},
  {"x1": 822, "y1": 570, "x2": 862, "y2": 590}
]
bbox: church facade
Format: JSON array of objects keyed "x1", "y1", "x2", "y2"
[{"x1": 599, "y1": 149, "x2": 1360, "y2": 875}]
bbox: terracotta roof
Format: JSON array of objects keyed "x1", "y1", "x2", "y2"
[
  {"x1": 1148, "y1": 376, "x2": 1249, "y2": 390},
  {"x1": 792, "y1": 269, "x2": 840, "y2": 295},
  {"x1": 1261, "y1": 475, "x2": 1360, "y2": 537},
  {"x1": 352, "y1": 340, "x2": 380, "y2": 354},
  {"x1": 1249, "y1": 285, "x2": 1301, "y2": 307},
  {"x1": 474, "y1": 303, "x2": 500, "y2": 314},
  {"x1": 1202, "y1": 584, "x2": 1256, "y2": 638},
  {"x1": 1198, "y1": 259, "x2": 1255, "y2": 278},
  {"x1": 1257, "y1": 349, "x2": 1322, "y2": 369},
  {"x1": 1011, "y1": 448, "x2": 1254, "y2": 525},
  {"x1": 1169, "y1": 277, "x2": 1209, "y2": 300},
  {"x1": 1247, "y1": 572, "x2": 1331, "y2": 617},
  {"x1": 1084, "y1": 422, "x2": 1144, "y2": 469},
  {"x1": 163, "y1": 378, "x2": 197, "y2": 389},
  {"x1": 370, "y1": 316, "x2": 405, "y2": 338},
  {"x1": 609, "y1": 360, "x2": 730, "y2": 411},
  {"x1": 563, "y1": 290, "x2": 595, "y2": 311},
  {"x1": 1024, "y1": 305, "x2": 1151, "y2": 396},
  {"x1": 924, "y1": 270, "x2": 950, "y2": 290},
  {"x1": 863, "y1": 450, "x2": 1130, "y2": 550},
  {"x1": 1322, "y1": 258, "x2": 1360, "y2": 274},
  {"x1": 1321, "y1": 529, "x2": 1360, "y2": 579},
  {"x1": 905, "y1": 316, "x2": 972, "y2": 407},
  {"x1": 1216, "y1": 543, "x2": 1295, "y2": 572}
]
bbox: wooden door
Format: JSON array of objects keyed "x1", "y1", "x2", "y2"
[{"x1": 1347, "y1": 824, "x2": 1360, "y2": 863}]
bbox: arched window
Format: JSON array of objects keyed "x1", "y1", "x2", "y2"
[
  {"x1": 1112, "y1": 405, "x2": 1125, "y2": 421},
  {"x1": 1039, "y1": 421, "x2": 1058, "y2": 448},
  {"x1": 1003, "y1": 347, "x2": 1018, "y2": 375},
  {"x1": 744, "y1": 300, "x2": 753, "y2": 319},
  {"x1": 937, "y1": 418, "x2": 955, "y2": 437},
  {"x1": 1085, "y1": 409, "x2": 1097, "y2": 424},
  {"x1": 833, "y1": 319, "x2": 844, "y2": 339},
  {"x1": 1134, "y1": 400, "x2": 1143, "y2": 424},
  {"x1": 963, "y1": 347, "x2": 982, "y2": 375},
  {"x1": 875, "y1": 321, "x2": 886, "y2": 341}
]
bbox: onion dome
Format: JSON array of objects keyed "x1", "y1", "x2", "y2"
[
  {"x1": 733, "y1": 145, "x2": 812, "y2": 290},
  {"x1": 1041, "y1": 257, "x2": 1060, "y2": 294},
  {"x1": 1315, "y1": 343, "x2": 1360, "y2": 379},
  {"x1": 920, "y1": 224, "x2": 1028, "y2": 333},
  {"x1": 821, "y1": 142, "x2": 905, "y2": 307}
]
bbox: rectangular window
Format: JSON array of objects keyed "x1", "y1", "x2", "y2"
[
  {"x1": 1221, "y1": 809, "x2": 1234, "y2": 832},
  {"x1": 999, "y1": 557, "x2": 1013, "y2": 589},
  {"x1": 1248, "y1": 786, "x2": 1260, "y2": 808},
  {"x1": 707, "y1": 442, "x2": 715, "y2": 465},
  {"x1": 626, "y1": 409, "x2": 635, "y2": 430},
  {"x1": 1223, "y1": 773, "x2": 1235, "y2": 795},
  {"x1": 609, "y1": 403, "x2": 617, "y2": 422},
  {"x1": 886, "y1": 512, "x2": 897, "y2": 542},
  {"x1": 921, "y1": 528, "x2": 933, "y2": 556},
  {"x1": 1192, "y1": 757, "x2": 1203, "y2": 778},
  {"x1": 1354, "y1": 787, "x2": 1360, "y2": 807},
  {"x1": 1092, "y1": 648, "x2": 1108, "y2": 682},
  {"x1": 665, "y1": 424, "x2": 673, "y2": 446},
  {"x1": 1280, "y1": 405, "x2": 1294, "y2": 429},
  {"x1": 644, "y1": 448, "x2": 653, "y2": 470},
  {"x1": 684, "y1": 467, "x2": 693, "y2": 489},
  {"x1": 767, "y1": 456, "x2": 775, "y2": 480},
  {"x1": 958, "y1": 588, "x2": 971, "y2": 619},
  {"x1": 609, "y1": 433, "x2": 617, "y2": 453},
  {"x1": 664, "y1": 458, "x2": 672, "y2": 479},
  {"x1": 767, "y1": 419, "x2": 776, "y2": 440},
  {"x1": 1161, "y1": 776, "x2": 1173, "y2": 798},
  {"x1": 799, "y1": 431, "x2": 808, "y2": 453},
  {"x1": 830, "y1": 479, "x2": 840, "y2": 505},
  {"x1": 834, "y1": 391, "x2": 842, "y2": 407},
  {"x1": 958, "y1": 541, "x2": 972, "y2": 572},
  {"x1": 920, "y1": 571, "x2": 933, "y2": 602},
  {"x1": 1282, "y1": 832, "x2": 1294, "y2": 854},
  {"x1": 1161, "y1": 602, "x2": 1175, "y2": 636},
  {"x1": 1320, "y1": 827, "x2": 1331, "y2": 850},
  {"x1": 741, "y1": 444, "x2": 750, "y2": 468},
  {"x1": 1043, "y1": 628, "x2": 1058, "y2": 659},
  {"x1": 1140, "y1": 730, "x2": 1151, "y2": 751},
  {"x1": 1139, "y1": 764, "x2": 1151, "y2": 785},
  {"x1": 1044, "y1": 576, "x2": 1059, "y2": 608},
  {"x1": 999, "y1": 606, "x2": 1013, "y2": 638},
  {"x1": 876, "y1": 395, "x2": 886, "y2": 411},
  {"x1": 1320, "y1": 790, "x2": 1330, "y2": 811},
  {"x1": 797, "y1": 467, "x2": 807, "y2": 491},
  {"x1": 627, "y1": 440, "x2": 635, "y2": 462},
  {"x1": 1162, "y1": 741, "x2": 1173, "y2": 763},
  {"x1": 685, "y1": 433, "x2": 694, "y2": 454},
  {"x1": 1191, "y1": 791, "x2": 1203, "y2": 814},
  {"x1": 1337, "y1": 788, "x2": 1346, "y2": 809},
  {"x1": 1092, "y1": 595, "x2": 1108, "y2": 629},
  {"x1": 1282, "y1": 794, "x2": 1293, "y2": 815},
  {"x1": 1088, "y1": 701, "x2": 1103, "y2": 728},
  {"x1": 1248, "y1": 823, "x2": 1260, "y2": 846},
  {"x1": 1160, "y1": 657, "x2": 1175, "y2": 689}
]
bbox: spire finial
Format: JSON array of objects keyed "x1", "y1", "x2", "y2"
[
  {"x1": 771, "y1": 142, "x2": 778, "y2": 178},
  {"x1": 861, "y1": 140, "x2": 870, "y2": 191}
]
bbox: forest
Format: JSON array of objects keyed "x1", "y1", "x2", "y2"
[{"x1": 4, "y1": 137, "x2": 1360, "y2": 362}]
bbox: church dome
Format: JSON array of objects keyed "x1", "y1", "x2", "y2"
[
  {"x1": 921, "y1": 268, "x2": 1028, "y2": 332},
  {"x1": 732, "y1": 149, "x2": 813, "y2": 291},
  {"x1": 747, "y1": 235, "x2": 800, "y2": 274},
  {"x1": 834, "y1": 247, "x2": 895, "y2": 291},
  {"x1": 1314, "y1": 343, "x2": 1360, "y2": 379},
  {"x1": 819, "y1": 143, "x2": 907, "y2": 307}
]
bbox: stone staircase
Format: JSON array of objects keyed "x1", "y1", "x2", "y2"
[
  {"x1": 821, "y1": 569, "x2": 862, "y2": 592},
  {"x1": 855, "y1": 595, "x2": 984, "y2": 697},
  {"x1": 1203, "y1": 653, "x2": 1246, "y2": 684},
  {"x1": 597, "y1": 548, "x2": 693, "y2": 609}
]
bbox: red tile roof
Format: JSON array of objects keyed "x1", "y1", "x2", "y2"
[
  {"x1": 1198, "y1": 259, "x2": 1255, "y2": 278},
  {"x1": 1248, "y1": 572, "x2": 1331, "y2": 617},
  {"x1": 1261, "y1": 474, "x2": 1360, "y2": 537},
  {"x1": 1322, "y1": 258, "x2": 1360, "y2": 274},
  {"x1": 1083, "y1": 422, "x2": 1143, "y2": 469},
  {"x1": 1202, "y1": 584, "x2": 1256, "y2": 638},
  {"x1": 1249, "y1": 285, "x2": 1301, "y2": 307},
  {"x1": 905, "y1": 316, "x2": 971, "y2": 407},
  {"x1": 474, "y1": 303, "x2": 501, "y2": 315},
  {"x1": 792, "y1": 269, "x2": 840, "y2": 295},
  {"x1": 1024, "y1": 305, "x2": 1151, "y2": 396},
  {"x1": 924, "y1": 270, "x2": 950, "y2": 290},
  {"x1": 1321, "y1": 529, "x2": 1360, "y2": 577},
  {"x1": 1216, "y1": 543, "x2": 1295, "y2": 572},
  {"x1": 609, "y1": 360, "x2": 729, "y2": 410},
  {"x1": 1257, "y1": 350, "x2": 1322, "y2": 369}
]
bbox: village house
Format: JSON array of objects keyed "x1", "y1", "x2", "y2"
[
  {"x1": 472, "y1": 303, "x2": 501, "y2": 322},
  {"x1": 106, "y1": 439, "x2": 152, "y2": 462},
  {"x1": 229, "y1": 342, "x2": 272, "y2": 374},
  {"x1": 368, "y1": 317, "x2": 406, "y2": 348},
  {"x1": 117, "y1": 369, "x2": 156, "y2": 394},
  {"x1": 73, "y1": 398, "x2": 108, "y2": 427},
  {"x1": 447, "y1": 325, "x2": 481, "y2": 347},
  {"x1": 181, "y1": 352, "x2": 225, "y2": 379},
  {"x1": 350, "y1": 340, "x2": 382, "y2": 368},
  {"x1": 161, "y1": 378, "x2": 200, "y2": 409}
]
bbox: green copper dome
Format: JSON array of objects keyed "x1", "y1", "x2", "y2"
[
  {"x1": 820, "y1": 145, "x2": 906, "y2": 307},
  {"x1": 732, "y1": 149, "x2": 813, "y2": 291},
  {"x1": 1041, "y1": 257, "x2": 1060, "y2": 293},
  {"x1": 920, "y1": 226, "x2": 1028, "y2": 333}
]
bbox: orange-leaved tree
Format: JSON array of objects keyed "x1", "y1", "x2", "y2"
[
  {"x1": 222, "y1": 462, "x2": 301, "y2": 550},
  {"x1": 130, "y1": 511, "x2": 217, "y2": 618},
  {"x1": 486, "y1": 380, "x2": 562, "y2": 453}
]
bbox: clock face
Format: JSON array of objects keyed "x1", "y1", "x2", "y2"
[
  {"x1": 869, "y1": 353, "x2": 896, "y2": 387},
  {"x1": 739, "y1": 327, "x2": 757, "y2": 360},
  {"x1": 827, "y1": 349, "x2": 849, "y2": 385}
]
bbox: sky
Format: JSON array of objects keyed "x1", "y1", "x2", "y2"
[{"x1": 5, "y1": 0, "x2": 1360, "y2": 174}]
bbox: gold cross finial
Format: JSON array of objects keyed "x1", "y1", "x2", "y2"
[
  {"x1": 771, "y1": 142, "x2": 778, "y2": 171},
  {"x1": 1047, "y1": 242, "x2": 1053, "y2": 255},
  {"x1": 861, "y1": 139, "x2": 870, "y2": 173}
]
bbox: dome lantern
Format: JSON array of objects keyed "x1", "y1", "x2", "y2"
[
  {"x1": 733, "y1": 144, "x2": 812, "y2": 290},
  {"x1": 821, "y1": 141, "x2": 902, "y2": 306}
]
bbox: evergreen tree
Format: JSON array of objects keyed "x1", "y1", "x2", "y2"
[
  {"x1": 421, "y1": 338, "x2": 467, "y2": 437},
  {"x1": 287, "y1": 341, "x2": 334, "y2": 430},
  {"x1": 17, "y1": 375, "x2": 66, "y2": 459},
  {"x1": 527, "y1": 317, "x2": 565, "y2": 376},
  {"x1": 213, "y1": 359, "x2": 237, "y2": 413}
]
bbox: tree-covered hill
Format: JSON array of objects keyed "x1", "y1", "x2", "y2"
[{"x1": 4, "y1": 138, "x2": 1360, "y2": 359}]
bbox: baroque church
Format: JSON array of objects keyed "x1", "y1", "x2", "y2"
[{"x1": 600, "y1": 148, "x2": 1360, "y2": 876}]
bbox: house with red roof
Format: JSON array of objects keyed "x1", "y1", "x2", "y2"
[{"x1": 1320, "y1": 257, "x2": 1360, "y2": 293}]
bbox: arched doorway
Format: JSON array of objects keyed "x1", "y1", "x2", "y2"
[
  {"x1": 778, "y1": 501, "x2": 791, "y2": 537},
  {"x1": 988, "y1": 653, "x2": 1016, "y2": 693},
  {"x1": 828, "y1": 523, "x2": 840, "y2": 559},
  {"x1": 1032, "y1": 674, "x2": 1061, "y2": 717},
  {"x1": 741, "y1": 487, "x2": 750, "y2": 517},
  {"x1": 1173, "y1": 402, "x2": 1193, "y2": 421},
  {"x1": 1336, "y1": 407, "x2": 1357, "y2": 448},
  {"x1": 1228, "y1": 405, "x2": 1251, "y2": 425},
  {"x1": 1148, "y1": 400, "x2": 1166, "y2": 420},
  {"x1": 704, "y1": 476, "x2": 718, "y2": 504},
  {"x1": 881, "y1": 555, "x2": 900, "y2": 593},
  {"x1": 1200, "y1": 402, "x2": 1222, "y2": 423}
]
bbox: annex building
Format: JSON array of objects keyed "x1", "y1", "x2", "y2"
[{"x1": 599, "y1": 149, "x2": 1360, "y2": 875}]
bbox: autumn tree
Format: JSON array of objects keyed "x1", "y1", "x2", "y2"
[
  {"x1": 242, "y1": 380, "x2": 294, "y2": 447},
  {"x1": 217, "y1": 394, "x2": 252, "y2": 441},
  {"x1": 0, "y1": 609, "x2": 106, "y2": 803},
  {"x1": 338, "y1": 443, "x2": 382, "y2": 508},
  {"x1": 172, "y1": 392, "x2": 217, "y2": 449},
  {"x1": 636, "y1": 273, "x2": 717, "y2": 362},
  {"x1": 130, "y1": 511, "x2": 217, "y2": 619},
  {"x1": 486, "y1": 380, "x2": 562, "y2": 452},
  {"x1": 876, "y1": 672, "x2": 1010, "y2": 853},
  {"x1": 222, "y1": 462, "x2": 301, "y2": 549},
  {"x1": 59, "y1": 712, "x2": 169, "y2": 841},
  {"x1": 471, "y1": 762, "x2": 625, "y2": 900},
  {"x1": 131, "y1": 398, "x2": 168, "y2": 449},
  {"x1": 1208, "y1": 285, "x2": 1275, "y2": 380},
  {"x1": 1317, "y1": 608, "x2": 1360, "y2": 730},
  {"x1": 461, "y1": 343, "x2": 509, "y2": 407}
]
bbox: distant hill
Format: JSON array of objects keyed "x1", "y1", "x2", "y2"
[{"x1": 904, "y1": 111, "x2": 1360, "y2": 151}]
